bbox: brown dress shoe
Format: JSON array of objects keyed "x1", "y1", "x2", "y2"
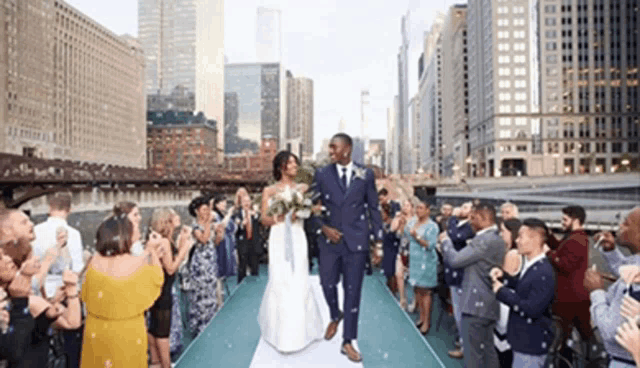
[
  {"x1": 341, "y1": 343, "x2": 362, "y2": 363},
  {"x1": 324, "y1": 312, "x2": 343, "y2": 340}
]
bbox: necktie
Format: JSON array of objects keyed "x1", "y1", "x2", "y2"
[{"x1": 341, "y1": 167, "x2": 348, "y2": 188}]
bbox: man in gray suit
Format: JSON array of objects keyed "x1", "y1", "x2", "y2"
[{"x1": 441, "y1": 201, "x2": 506, "y2": 368}]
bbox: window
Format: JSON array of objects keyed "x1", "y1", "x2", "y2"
[
  {"x1": 545, "y1": 30, "x2": 557, "y2": 38},
  {"x1": 498, "y1": 31, "x2": 510, "y2": 39},
  {"x1": 515, "y1": 80, "x2": 527, "y2": 88},
  {"x1": 515, "y1": 105, "x2": 527, "y2": 113},
  {"x1": 499, "y1": 118, "x2": 512, "y2": 126},
  {"x1": 514, "y1": 43, "x2": 526, "y2": 51},
  {"x1": 498, "y1": 43, "x2": 510, "y2": 51},
  {"x1": 514, "y1": 55, "x2": 526, "y2": 63},
  {"x1": 545, "y1": 17, "x2": 557, "y2": 26},
  {"x1": 499, "y1": 68, "x2": 511, "y2": 76},
  {"x1": 629, "y1": 142, "x2": 639, "y2": 152},
  {"x1": 612, "y1": 142, "x2": 623, "y2": 153},
  {"x1": 544, "y1": 5, "x2": 557, "y2": 13},
  {"x1": 497, "y1": 6, "x2": 509, "y2": 14},
  {"x1": 514, "y1": 68, "x2": 527, "y2": 76},
  {"x1": 513, "y1": 18, "x2": 526, "y2": 26},
  {"x1": 546, "y1": 55, "x2": 558, "y2": 63},
  {"x1": 500, "y1": 130, "x2": 512, "y2": 138},
  {"x1": 546, "y1": 42, "x2": 557, "y2": 50},
  {"x1": 499, "y1": 80, "x2": 511, "y2": 88},
  {"x1": 499, "y1": 93, "x2": 512, "y2": 101},
  {"x1": 516, "y1": 145, "x2": 528, "y2": 152},
  {"x1": 515, "y1": 118, "x2": 527, "y2": 126},
  {"x1": 497, "y1": 19, "x2": 510, "y2": 26},
  {"x1": 515, "y1": 93, "x2": 527, "y2": 101},
  {"x1": 513, "y1": 6, "x2": 525, "y2": 14},
  {"x1": 499, "y1": 105, "x2": 512, "y2": 113},
  {"x1": 498, "y1": 55, "x2": 511, "y2": 63},
  {"x1": 514, "y1": 31, "x2": 526, "y2": 39}
]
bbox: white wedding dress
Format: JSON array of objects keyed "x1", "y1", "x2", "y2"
[{"x1": 258, "y1": 215, "x2": 324, "y2": 353}]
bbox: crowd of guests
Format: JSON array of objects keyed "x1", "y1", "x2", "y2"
[
  {"x1": 376, "y1": 188, "x2": 640, "y2": 368},
  {"x1": 0, "y1": 188, "x2": 266, "y2": 368},
  {"x1": 1, "y1": 186, "x2": 639, "y2": 368}
]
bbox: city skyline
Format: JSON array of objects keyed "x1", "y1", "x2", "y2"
[{"x1": 65, "y1": 0, "x2": 460, "y2": 155}]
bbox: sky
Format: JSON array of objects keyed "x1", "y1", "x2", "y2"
[{"x1": 66, "y1": 0, "x2": 460, "y2": 154}]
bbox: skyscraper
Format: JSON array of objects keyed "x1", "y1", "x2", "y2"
[
  {"x1": 396, "y1": 12, "x2": 410, "y2": 174},
  {"x1": 539, "y1": 0, "x2": 639, "y2": 175},
  {"x1": 224, "y1": 63, "x2": 286, "y2": 154},
  {"x1": 256, "y1": 7, "x2": 282, "y2": 63},
  {"x1": 286, "y1": 71, "x2": 314, "y2": 159},
  {"x1": 360, "y1": 89, "x2": 371, "y2": 156},
  {"x1": 139, "y1": 0, "x2": 224, "y2": 159},
  {"x1": 0, "y1": 0, "x2": 146, "y2": 168}
]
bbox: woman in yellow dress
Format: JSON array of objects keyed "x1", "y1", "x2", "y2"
[{"x1": 81, "y1": 215, "x2": 165, "y2": 368}]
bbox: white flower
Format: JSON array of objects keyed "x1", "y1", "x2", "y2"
[
  {"x1": 296, "y1": 209, "x2": 311, "y2": 219},
  {"x1": 354, "y1": 167, "x2": 367, "y2": 180}
]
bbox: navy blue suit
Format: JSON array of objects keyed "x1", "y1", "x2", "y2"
[
  {"x1": 444, "y1": 217, "x2": 474, "y2": 287},
  {"x1": 311, "y1": 162, "x2": 383, "y2": 341},
  {"x1": 496, "y1": 256, "x2": 556, "y2": 356}
]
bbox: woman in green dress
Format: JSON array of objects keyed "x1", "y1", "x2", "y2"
[{"x1": 405, "y1": 198, "x2": 439, "y2": 335}]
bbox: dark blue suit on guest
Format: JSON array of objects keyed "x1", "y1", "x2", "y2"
[
  {"x1": 496, "y1": 256, "x2": 556, "y2": 356},
  {"x1": 381, "y1": 200, "x2": 401, "y2": 279},
  {"x1": 311, "y1": 162, "x2": 383, "y2": 342},
  {"x1": 444, "y1": 217, "x2": 475, "y2": 287}
]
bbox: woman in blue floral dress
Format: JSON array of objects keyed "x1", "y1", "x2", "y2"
[
  {"x1": 184, "y1": 196, "x2": 219, "y2": 339},
  {"x1": 405, "y1": 198, "x2": 439, "y2": 335}
]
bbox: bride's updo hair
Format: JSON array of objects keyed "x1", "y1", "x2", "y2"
[{"x1": 272, "y1": 150, "x2": 299, "y2": 181}]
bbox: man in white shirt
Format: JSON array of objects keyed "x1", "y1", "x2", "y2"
[
  {"x1": 32, "y1": 192, "x2": 85, "y2": 368},
  {"x1": 32, "y1": 193, "x2": 84, "y2": 297}
]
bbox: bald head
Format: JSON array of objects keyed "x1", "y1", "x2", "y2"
[{"x1": 619, "y1": 207, "x2": 640, "y2": 252}]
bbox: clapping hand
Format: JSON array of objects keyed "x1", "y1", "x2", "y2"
[
  {"x1": 20, "y1": 256, "x2": 41, "y2": 277},
  {"x1": 45, "y1": 303, "x2": 66, "y2": 320},
  {"x1": 616, "y1": 317, "x2": 640, "y2": 363},
  {"x1": 621, "y1": 295, "x2": 640, "y2": 320},
  {"x1": 490, "y1": 267, "x2": 504, "y2": 293}
]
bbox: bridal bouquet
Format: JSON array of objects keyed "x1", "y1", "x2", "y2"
[{"x1": 266, "y1": 186, "x2": 314, "y2": 219}]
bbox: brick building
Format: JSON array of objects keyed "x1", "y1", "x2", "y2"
[
  {"x1": 147, "y1": 111, "x2": 218, "y2": 175},
  {"x1": 224, "y1": 137, "x2": 278, "y2": 173}
]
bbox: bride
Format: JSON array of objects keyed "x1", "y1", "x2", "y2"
[{"x1": 258, "y1": 151, "x2": 324, "y2": 353}]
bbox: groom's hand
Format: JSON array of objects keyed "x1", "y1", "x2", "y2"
[{"x1": 322, "y1": 225, "x2": 343, "y2": 244}]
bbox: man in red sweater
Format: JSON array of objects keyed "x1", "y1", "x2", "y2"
[{"x1": 546, "y1": 205, "x2": 592, "y2": 367}]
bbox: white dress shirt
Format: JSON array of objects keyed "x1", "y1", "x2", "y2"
[
  {"x1": 32, "y1": 216, "x2": 85, "y2": 296},
  {"x1": 519, "y1": 252, "x2": 547, "y2": 279},
  {"x1": 336, "y1": 161, "x2": 354, "y2": 188}
]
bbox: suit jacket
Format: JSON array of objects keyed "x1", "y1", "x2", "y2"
[
  {"x1": 496, "y1": 256, "x2": 556, "y2": 355},
  {"x1": 547, "y1": 229, "x2": 590, "y2": 304},
  {"x1": 443, "y1": 217, "x2": 475, "y2": 287},
  {"x1": 232, "y1": 210, "x2": 261, "y2": 254},
  {"x1": 311, "y1": 162, "x2": 383, "y2": 252},
  {"x1": 442, "y1": 225, "x2": 505, "y2": 321}
]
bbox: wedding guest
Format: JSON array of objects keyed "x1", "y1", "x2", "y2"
[
  {"x1": 381, "y1": 203, "x2": 402, "y2": 292},
  {"x1": 212, "y1": 196, "x2": 238, "y2": 281},
  {"x1": 436, "y1": 204, "x2": 453, "y2": 232},
  {"x1": 500, "y1": 202, "x2": 519, "y2": 221},
  {"x1": 405, "y1": 198, "x2": 439, "y2": 335},
  {"x1": 493, "y1": 218, "x2": 522, "y2": 368},
  {"x1": 615, "y1": 317, "x2": 640, "y2": 367},
  {"x1": 80, "y1": 215, "x2": 164, "y2": 368},
  {"x1": 185, "y1": 196, "x2": 219, "y2": 338},
  {"x1": 169, "y1": 209, "x2": 189, "y2": 358},
  {"x1": 233, "y1": 190, "x2": 261, "y2": 283},
  {"x1": 378, "y1": 188, "x2": 401, "y2": 217},
  {"x1": 491, "y1": 218, "x2": 556, "y2": 368},
  {"x1": 147, "y1": 209, "x2": 193, "y2": 368},
  {"x1": 585, "y1": 207, "x2": 640, "y2": 367},
  {"x1": 546, "y1": 205, "x2": 592, "y2": 367},
  {"x1": 113, "y1": 201, "x2": 144, "y2": 256},
  {"x1": 395, "y1": 199, "x2": 413, "y2": 310},
  {"x1": 443, "y1": 201, "x2": 475, "y2": 359},
  {"x1": 441, "y1": 201, "x2": 505, "y2": 368},
  {"x1": 32, "y1": 192, "x2": 86, "y2": 368}
]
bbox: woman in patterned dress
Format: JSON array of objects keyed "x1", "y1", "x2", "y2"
[
  {"x1": 405, "y1": 198, "x2": 439, "y2": 335},
  {"x1": 395, "y1": 199, "x2": 413, "y2": 309},
  {"x1": 211, "y1": 194, "x2": 237, "y2": 302},
  {"x1": 184, "y1": 196, "x2": 219, "y2": 339}
]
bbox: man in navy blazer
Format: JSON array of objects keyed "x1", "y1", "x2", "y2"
[
  {"x1": 491, "y1": 218, "x2": 556, "y2": 368},
  {"x1": 311, "y1": 133, "x2": 383, "y2": 363}
]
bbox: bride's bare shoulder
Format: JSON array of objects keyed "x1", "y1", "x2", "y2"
[{"x1": 263, "y1": 184, "x2": 277, "y2": 197}]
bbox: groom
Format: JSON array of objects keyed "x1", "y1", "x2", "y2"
[{"x1": 311, "y1": 133, "x2": 383, "y2": 363}]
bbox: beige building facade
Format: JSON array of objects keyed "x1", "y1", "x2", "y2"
[
  {"x1": 286, "y1": 72, "x2": 314, "y2": 158},
  {"x1": 1, "y1": 0, "x2": 147, "y2": 168}
]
